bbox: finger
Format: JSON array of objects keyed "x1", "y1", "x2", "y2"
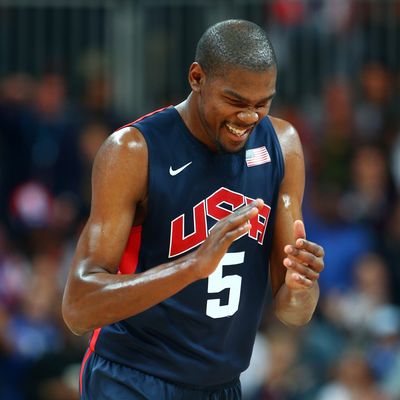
[
  {"x1": 209, "y1": 204, "x2": 259, "y2": 243},
  {"x1": 291, "y1": 272, "x2": 314, "y2": 288},
  {"x1": 287, "y1": 254, "x2": 324, "y2": 274},
  {"x1": 283, "y1": 258, "x2": 319, "y2": 281},
  {"x1": 294, "y1": 219, "x2": 306, "y2": 241},
  {"x1": 224, "y1": 199, "x2": 264, "y2": 222},
  {"x1": 284, "y1": 257, "x2": 320, "y2": 280},
  {"x1": 284, "y1": 246, "x2": 324, "y2": 273},
  {"x1": 243, "y1": 198, "x2": 264, "y2": 212},
  {"x1": 294, "y1": 239, "x2": 325, "y2": 258},
  {"x1": 231, "y1": 203, "x2": 260, "y2": 225},
  {"x1": 221, "y1": 221, "x2": 252, "y2": 245},
  {"x1": 214, "y1": 199, "x2": 264, "y2": 234}
]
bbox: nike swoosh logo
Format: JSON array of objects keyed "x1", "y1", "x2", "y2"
[{"x1": 169, "y1": 161, "x2": 192, "y2": 176}]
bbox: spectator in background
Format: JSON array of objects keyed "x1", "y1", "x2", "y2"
[
  {"x1": 3, "y1": 253, "x2": 63, "y2": 362},
  {"x1": 20, "y1": 73, "x2": 80, "y2": 193},
  {"x1": 317, "y1": 348, "x2": 388, "y2": 400},
  {"x1": 302, "y1": 79, "x2": 386, "y2": 296},
  {"x1": 0, "y1": 74, "x2": 35, "y2": 222},
  {"x1": 321, "y1": 252, "x2": 391, "y2": 337},
  {"x1": 0, "y1": 253, "x2": 61, "y2": 400},
  {"x1": 66, "y1": 120, "x2": 110, "y2": 214},
  {"x1": 355, "y1": 63, "x2": 396, "y2": 144},
  {"x1": 246, "y1": 325, "x2": 309, "y2": 400},
  {"x1": 78, "y1": 76, "x2": 121, "y2": 130},
  {"x1": 365, "y1": 305, "x2": 400, "y2": 384},
  {"x1": 338, "y1": 143, "x2": 395, "y2": 230},
  {"x1": 303, "y1": 185, "x2": 373, "y2": 295},
  {"x1": 313, "y1": 80, "x2": 355, "y2": 193},
  {"x1": 77, "y1": 50, "x2": 122, "y2": 129},
  {"x1": 0, "y1": 224, "x2": 30, "y2": 312}
]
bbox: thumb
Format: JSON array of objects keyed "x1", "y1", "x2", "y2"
[{"x1": 294, "y1": 220, "x2": 306, "y2": 244}]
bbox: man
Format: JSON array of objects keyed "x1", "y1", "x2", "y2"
[{"x1": 62, "y1": 19, "x2": 325, "y2": 399}]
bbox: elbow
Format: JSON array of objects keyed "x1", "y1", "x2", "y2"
[{"x1": 61, "y1": 297, "x2": 92, "y2": 336}]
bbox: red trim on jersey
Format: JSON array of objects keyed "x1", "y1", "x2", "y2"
[
  {"x1": 119, "y1": 225, "x2": 142, "y2": 274},
  {"x1": 89, "y1": 327, "x2": 101, "y2": 352},
  {"x1": 116, "y1": 106, "x2": 171, "y2": 132},
  {"x1": 79, "y1": 347, "x2": 93, "y2": 396}
]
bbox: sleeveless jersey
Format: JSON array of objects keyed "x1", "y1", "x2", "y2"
[{"x1": 89, "y1": 106, "x2": 285, "y2": 387}]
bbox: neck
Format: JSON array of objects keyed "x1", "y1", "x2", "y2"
[
  {"x1": 175, "y1": 93, "x2": 216, "y2": 151},
  {"x1": 175, "y1": 93, "x2": 194, "y2": 128}
]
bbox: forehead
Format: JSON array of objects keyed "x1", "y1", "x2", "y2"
[{"x1": 208, "y1": 67, "x2": 277, "y2": 100}]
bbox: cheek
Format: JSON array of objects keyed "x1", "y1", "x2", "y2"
[
  {"x1": 200, "y1": 92, "x2": 232, "y2": 128},
  {"x1": 212, "y1": 102, "x2": 234, "y2": 124},
  {"x1": 202, "y1": 102, "x2": 225, "y2": 126}
]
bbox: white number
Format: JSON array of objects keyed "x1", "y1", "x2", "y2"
[{"x1": 206, "y1": 252, "x2": 245, "y2": 319}]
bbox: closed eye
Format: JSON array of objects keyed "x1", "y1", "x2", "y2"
[{"x1": 225, "y1": 97, "x2": 247, "y2": 107}]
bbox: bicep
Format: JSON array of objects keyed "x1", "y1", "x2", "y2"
[
  {"x1": 72, "y1": 128, "x2": 148, "y2": 276},
  {"x1": 269, "y1": 120, "x2": 305, "y2": 296}
]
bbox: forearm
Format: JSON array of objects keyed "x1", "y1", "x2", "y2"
[
  {"x1": 63, "y1": 199, "x2": 264, "y2": 335},
  {"x1": 274, "y1": 282, "x2": 319, "y2": 326},
  {"x1": 62, "y1": 257, "x2": 197, "y2": 335}
]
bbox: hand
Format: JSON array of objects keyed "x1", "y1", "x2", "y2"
[
  {"x1": 192, "y1": 199, "x2": 265, "y2": 279},
  {"x1": 283, "y1": 220, "x2": 324, "y2": 290}
]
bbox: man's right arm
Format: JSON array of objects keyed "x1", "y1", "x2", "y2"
[{"x1": 62, "y1": 127, "x2": 263, "y2": 335}]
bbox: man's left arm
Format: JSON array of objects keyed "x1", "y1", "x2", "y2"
[{"x1": 269, "y1": 117, "x2": 325, "y2": 326}]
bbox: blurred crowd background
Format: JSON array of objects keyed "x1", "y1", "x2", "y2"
[{"x1": 1, "y1": 0, "x2": 400, "y2": 399}]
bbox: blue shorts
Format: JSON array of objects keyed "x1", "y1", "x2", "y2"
[{"x1": 80, "y1": 350, "x2": 242, "y2": 400}]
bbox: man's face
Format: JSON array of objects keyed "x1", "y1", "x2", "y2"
[{"x1": 194, "y1": 65, "x2": 277, "y2": 153}]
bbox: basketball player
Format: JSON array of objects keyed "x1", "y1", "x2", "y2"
[{"x1": 62, "y1": 19, "x2": 325, "y2": 399}]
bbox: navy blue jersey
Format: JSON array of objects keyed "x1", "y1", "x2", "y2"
[{"x1": 89, "y1": 106, "x2": 285, "y2": 387}]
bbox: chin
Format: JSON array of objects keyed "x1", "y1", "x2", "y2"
[{"x1": 217, "y1": 141, "x2": 247, "y2": 154}]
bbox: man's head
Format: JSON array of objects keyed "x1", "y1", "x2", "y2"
[
  {"x1": 188, "y1": 20, "x2": 277, "y2": 153},
  {"x1": 195, "y1": 19, "x2": 277, "y2": 79}
]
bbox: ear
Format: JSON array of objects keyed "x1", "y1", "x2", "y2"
[{"x1": 188, "y1": 62, "x2": 206, "y2": 92}]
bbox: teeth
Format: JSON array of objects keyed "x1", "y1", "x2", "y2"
[{"x1": 226, "y1": 123, "x2": 248, "y2": 136}]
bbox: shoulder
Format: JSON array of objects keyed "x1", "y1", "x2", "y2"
[
  {"x1": 268, "y1": 116, "x2": 302, "y2": 156},
  {"x1": 268, "y1": 116, "x2": 304, "y2": 168},
  {"x1": 95, "y1": 126, "x2": 147, "y2": 169},
  {"x1": 92, "y1": 126, "x2": 148, "y2": 201}
]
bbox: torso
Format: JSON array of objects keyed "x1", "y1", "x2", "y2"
[{"x1": 90, "y1": 106, "x2": 285, "y2": 387}]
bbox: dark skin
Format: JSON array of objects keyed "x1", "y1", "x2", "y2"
[{"x1": 62, "y1": 62, "x2": 324, "y2": 335}]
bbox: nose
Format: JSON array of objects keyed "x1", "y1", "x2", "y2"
[{"x1": 237, "y1": 110, "x2": 259, "y2": 125}]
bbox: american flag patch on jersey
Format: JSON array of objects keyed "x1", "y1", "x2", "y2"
[{"x1": 245, "y1": 146, "x2": 271, "y2": 167}]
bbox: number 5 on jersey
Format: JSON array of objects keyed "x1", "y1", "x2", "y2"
[{"x1": 206, "y1": 252, "x2": 245, "y2": 319}]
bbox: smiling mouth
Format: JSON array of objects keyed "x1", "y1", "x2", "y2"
[{"x1": 225, "y1": 122, "x2": 252, "y2": 137}]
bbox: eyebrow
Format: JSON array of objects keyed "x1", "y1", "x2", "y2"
[{"x1": 223, "y1": 89, "x2": 276, "y2": 105}]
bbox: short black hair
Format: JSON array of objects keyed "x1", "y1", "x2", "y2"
[{"x1": 195, "y1": 19, "x2": 277, "y2": 77}]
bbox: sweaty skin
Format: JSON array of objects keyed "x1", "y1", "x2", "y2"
[
  {"x1": 62, "y1": 129, "x2": 263, "y2": 335},
  {"x1": 269, "y1": 117, "x2": 324, "y2": 326},
  {"x1": 62, "y1": 64, "x2": 324, "y2": 335}
]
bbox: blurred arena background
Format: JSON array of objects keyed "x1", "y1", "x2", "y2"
[{"x1": 1, "y1": 0, "x2": 400, "y2": 399}]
